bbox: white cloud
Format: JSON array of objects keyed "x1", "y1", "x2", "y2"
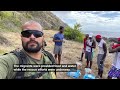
[
  {"x1": 51, "y1": 11, "x2": 71, "y2": 23},
  {"x1": 51, "y1": 11, "x2": 120, "y2": 32}
]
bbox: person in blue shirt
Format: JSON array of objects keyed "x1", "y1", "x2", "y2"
[{"x1": 53, "y1": 26, "x2": 64, "y2": 64}]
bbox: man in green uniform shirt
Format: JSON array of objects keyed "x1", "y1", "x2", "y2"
[{"x1": 0, "y1": 21, "x2": 56, "y2": 79}]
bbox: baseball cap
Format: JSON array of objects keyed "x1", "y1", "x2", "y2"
[
  {"x1": 118, "y1": 37, "x2": 120, "y2": 41},
  {"x1": 89, "y1": 33, "x2": 93, "y2": 37},
  {"x1": 96, "y1": 35, "x2": 102, "y2": 39}
]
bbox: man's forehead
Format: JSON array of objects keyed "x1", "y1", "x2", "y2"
[{"x1": 22, "y1": 22, "x2": 43, "y2": 32}]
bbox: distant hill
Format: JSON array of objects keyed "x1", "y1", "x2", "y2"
[{"x1": 0, "y1": 11, "x2": 68, "y2": 32}]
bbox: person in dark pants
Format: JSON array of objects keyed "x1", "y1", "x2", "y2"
[
  {"x1": 79, "y1": 34, "x2": 89, "y2": 61},
  {"x1": 95, "y1": 35, "x2": 107, "y2": 78},
  {"x1": 85, "y1": 33, "x2": 96, "y2": 69}
]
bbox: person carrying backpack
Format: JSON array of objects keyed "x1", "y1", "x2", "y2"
[{"x1": 0, "y1": 21, "x2": 56, "y2": 79}]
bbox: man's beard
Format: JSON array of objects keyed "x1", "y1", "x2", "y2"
[{"x1": 22, "y1": 40, "x2": 42, "y2": 53}]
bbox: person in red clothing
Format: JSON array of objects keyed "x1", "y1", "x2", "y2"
[
  {"x1": 108, "y1": 37, "x2": 120, "y2": 79},
  {"x1": 79, "y1": 34, "x2": 89, "y2": 61},
  {"x1": 112, "y1": 38, "x2": 120, "y2": 49}
]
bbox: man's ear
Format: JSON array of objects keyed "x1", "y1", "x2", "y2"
[
  {"x1": 42, "y1": 35, "x2": 45, "y2": 46},
  {"x1": 42, "y1": 35, "x2": 44, "y2": 42}
]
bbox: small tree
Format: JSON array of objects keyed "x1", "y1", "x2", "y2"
[
  {"x1": 74, "y1": 23, "x2": 82, "y2": 31},
  {"x1": 64, "y1": 23, "x2": 84, "y2": 42}
]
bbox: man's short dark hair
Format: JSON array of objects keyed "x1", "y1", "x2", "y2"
[{"x1": 59, "y1": 26, "x2": 64, "y2": 30}]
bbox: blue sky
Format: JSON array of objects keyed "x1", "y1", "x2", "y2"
[{"x1": 51, "y1": 11, "x2": 120, "y2": 32}]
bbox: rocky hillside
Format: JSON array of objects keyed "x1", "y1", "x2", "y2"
[{"x1": 0, "y1": 11, "x2": 68, "y2": 32}]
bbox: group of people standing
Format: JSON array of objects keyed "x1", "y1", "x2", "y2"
[
  {"x1": 52, "y1": 27, "x2": 120, "y2": 79},
  {"x1": 79, "y1": 33, "x2": 120, "y2": 79},
  {"x1": 52, "y1": 28, "x2": 107, "y2": 79},
  {"x1": 0, "y1": 20, "x2": 119, "y2": 79}
]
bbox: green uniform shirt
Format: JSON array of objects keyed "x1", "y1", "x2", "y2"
[{"x1": 0, "y1": 50, "x2": 55, "y2": 79}]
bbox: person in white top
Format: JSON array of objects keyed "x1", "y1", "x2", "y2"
[
  {"x1": 95, "y1": 35, "x2": 107, "y2": 78},
  {"x1": 85, "y1": 33, "x2": 96, "y2": 68},
  {"x1": 108, "y1": 38, "x2": 120, "y2": 79}
]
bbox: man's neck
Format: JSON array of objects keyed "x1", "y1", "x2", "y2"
[
  {"x1": 99, "y1": 39, "x2": 102, "y2": 43},
  {"x1": 24, "y1": 50, "x2": 42, "y2": 60},
  {"x1": 59, "y1": 32, "x2": 62, "y2": 34}
]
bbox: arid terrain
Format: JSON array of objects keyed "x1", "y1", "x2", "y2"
[{"x1": 0, "y1": 30, "x2": 114, "y2": 79}]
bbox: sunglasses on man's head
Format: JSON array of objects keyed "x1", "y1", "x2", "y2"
[{"x1": 21, "y1": 30, "x2": 43, "y2": 38}]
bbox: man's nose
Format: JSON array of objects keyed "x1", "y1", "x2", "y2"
[{"x1": 30, "y1": 34, "x2": 35, "y2": 39}]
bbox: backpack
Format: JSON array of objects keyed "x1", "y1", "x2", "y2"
[{"x1": 3, "y1": 49, "x2": 56, "y2": 79}]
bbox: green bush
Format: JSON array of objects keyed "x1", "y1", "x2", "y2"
[
  {"x1": 11, "y1": 18, "x2": 21, "y2": 27},
  {"x1": 64, "y1": 23, "x2": 84, "y2": 43},
  {"x1": 0, "y1": 11, "x2": 13, "y2": 19}
]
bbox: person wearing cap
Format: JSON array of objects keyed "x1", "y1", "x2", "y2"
[
  {"x1": 79, "y1": 34, "x2": 89, "y2": 61},
  {"x1": 95, "y1": 35, "x2": 107, "y2": 78},
  {"x1": 53, "y1": 26, "x2": 64, "y2": 64},
  {"x1": 108, "y1": 38, "x2": 120, "y2": 79},
  {"x1": 111, "y1": 38, "x2": 120, "y2": 49},
  {"x1": 85, "y1": 33, "x2": 96, "y2": 68}
]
